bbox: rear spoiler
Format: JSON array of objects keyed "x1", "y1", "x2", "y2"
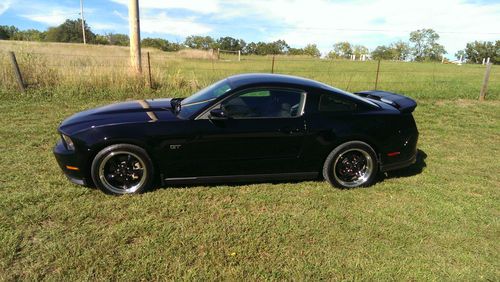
[{"x1": 354, "y1": 90, "x2": 417, "y2": 113}]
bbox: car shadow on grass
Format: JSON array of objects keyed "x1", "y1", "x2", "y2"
[{"x1": 378, "y1": 149, "x2": 427, "y2": 182}]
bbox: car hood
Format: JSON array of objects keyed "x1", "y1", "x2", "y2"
[{"x1": 59, "y1": 98, "x2": 178, "y2": 134}]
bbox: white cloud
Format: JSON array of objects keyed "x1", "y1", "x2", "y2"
[
  {"x1": 16, "y1": 1, "x2": 97, "y2": 27},
  {"x1": 109, "y1": 2, "x2": 213, "y2": 36},
  {"x1": 140, "y1": 12, "x2": 211, "y2": 36},
  {"x1": 11, "y1": 0, "x2": 500, "y2": 57},
  {"x1": 226, "y1": 0, "x2": 500, "y2": 56},
  {"x1": 21, "y1": 8, "x2": 77, "y2": 26},
  {"x1": 110, "y1": 0, "x2": 219, "y2": 14},
  {"x1": 0, "y1": 0, "x2": 11, "y2": 15},
  {"x1": 107, "y1": 0, "x2": 499, "y2": 56},
  {"x1": 106, "y1": 0, "x2": 499, "y2": 56}
]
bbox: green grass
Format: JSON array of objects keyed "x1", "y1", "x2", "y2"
[
  {"x1": 1, "y1": 40, "x2": 499, "y2": 100},
  {"x1": 0, "y1": 95, "x2": 498, "y2": 280},
  {"x1": 0, "y1": 41, "x2": 499, "y2": 280}
]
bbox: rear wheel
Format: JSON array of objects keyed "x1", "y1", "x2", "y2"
[
  {"x1": 91, "y1": 144, "x2": 154, "y2": 195},
  {"x1": 323, "y1": 141, "x2": 378, "y2": 188}
]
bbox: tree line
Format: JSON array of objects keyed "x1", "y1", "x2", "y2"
[
  {"x1": 1, "y1": 20, "x2": 498, "y2": 64},
  {"x1": 0, "y1": 19, "x2": 321, "y2": 56}
]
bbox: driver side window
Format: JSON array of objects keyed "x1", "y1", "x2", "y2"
[{"x1": 220, "y1": 88, "x2": 305, "y2": 119}]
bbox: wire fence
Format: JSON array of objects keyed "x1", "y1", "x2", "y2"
[{"x1": 0, "y1": 50, "x2": 498, "y2": 100}]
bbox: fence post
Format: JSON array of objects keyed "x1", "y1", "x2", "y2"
[
  {"x1": 8, "y1": 51, "x2": 26, "y2": 92},
  {"x1": 479, "y1": 63, "x2": 492, "y2": 101},
  {"x1": 146, "y1": 52, "x2": 153, "y2": 89},
  {"x1": 374, "y1": 59, "x2": 381, "y2": 90},
  {"x1": 271, "y1": 55, "x2": 275, "y2": 73},
  {"x1": 238, "y1": 50, "x2": 241, "y2": 62}
]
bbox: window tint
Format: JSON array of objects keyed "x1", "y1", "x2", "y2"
[
  {"x1": 319, "y1": 94, "x2": 357, "y2": 112},
  {"x1": 221, "y1": 88, "x2": 304, "y2": 118},
  {"x1": 178, "y1": 79, "x2": 232, "y2": 119},
  {"x1": 241, "y1": 90, "x2": 271, "y2": 97},
  {"x1": 182, "y1": 79, "x2": 231, "y2": 105}
]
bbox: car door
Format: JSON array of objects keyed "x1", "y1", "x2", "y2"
[{"x1": 178, "y1": 87, "x2": 308, "y2": 177}]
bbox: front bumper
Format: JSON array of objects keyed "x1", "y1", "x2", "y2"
[{"x1": 53, "y1": 140, "x2": 89, "y2": 186}]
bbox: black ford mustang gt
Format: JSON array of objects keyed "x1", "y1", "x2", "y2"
[{"x1": 54, "y1": 73, "x2": 418, "y2": 195}]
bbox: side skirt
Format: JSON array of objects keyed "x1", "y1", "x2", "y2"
[{"x1": 163, "y1": 172, "x2": 319, "y2": 185}]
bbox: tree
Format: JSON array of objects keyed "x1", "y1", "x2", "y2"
[
  {"x1": 371, "y1": 45, "x2": 394, "y2": 60},
  {"x1": 216, "y1": 36, "x2": 246, "y2": 51},
  {"x1": 391, "y1": 41, "x2": 410, "y2": 61},
  {"x1": 328, "y1": 42, "x2": 353, "y2": 59},
  {"x1": 454, "y1": 50, "x2": 466, "y2": 61},
  {"x1": 464, "y1": 41, "x2": 499, "y2": 64},
  {"x1": 244, "y1": 40, "x2": 290, "y2": 55},
  {"x1": 409, "y1": 28, "x2": 446, "y2": 61},
  {"x1": 243, "y1": 42, "x2": 257, "y2": 54},
  {"x1": 254, "y1": 42, "x2": 270, "y2": 55},
  {"x1": 45, "y1": 19, "x2": 95, "y2": 43},
  {"x1": 267, "y1": 40, "x2": 290, "y2": 54},
  {"x1": 303, "y1": 44, "x2": 321, "y2": 57},
  {"x1": 370, "y1": 41, "x2": 410, "y2": 61},
  {"x1": 11, "y1": 29, "x2": 46, "y2": 41},
  {"x1": 184, "y1": 35, "x2": 215, "y2": 50},
  {"x1": 353, "y1": 45, "x2": 369, "y2": 58},
  {"x1": 0, "y1": 25, "x2": 19, "y2": 40},
  {"x1": 288, "y1": 47, "x2": 305, "y2": 55},
  {"x1": 141, "y1": 38, "x2": 182, "y2": 52},
  {"x1": 94, "y1": 35, "x2": 109, "y2": 45},
  {"x1": 105, "y1": 33, "x2": 129, "y2": 46}
]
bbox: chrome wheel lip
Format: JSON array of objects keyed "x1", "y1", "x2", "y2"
[
  {"x1": 333, "y1": 148, "x2": 374, "y2": 188},
  {"x1": 98, "y1": 151, "x2": 147, "y2": 194}
]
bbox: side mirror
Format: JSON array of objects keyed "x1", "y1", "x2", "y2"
[{"x1": 209, "y1": 108, "x2": 228, "y2": 120}]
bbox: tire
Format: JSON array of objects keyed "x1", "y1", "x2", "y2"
[
  {"x1": 323, "y1": 141, "x2": 378, "y2": 189},
  {"x1": 91, "y1": 144, "x2": 154, "y2": 195}
]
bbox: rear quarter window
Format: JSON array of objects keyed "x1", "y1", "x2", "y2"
[{"x1": 319, "y1": 94, "x2": 358, "y2": 112}]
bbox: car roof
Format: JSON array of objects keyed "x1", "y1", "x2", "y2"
[
  {"x1": 226, "y1": 73, "x2": 379, "y2": 107},
  {"x1": 226, "y1": 73, "x2": 330, "y2": 89}
]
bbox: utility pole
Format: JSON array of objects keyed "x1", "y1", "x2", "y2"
[
  {"x1": 80, "y1": 0, "x2": 86, "y2": 44},
  {"x1": 129, "y1": 0, "x2": 142, "y2": 73}
]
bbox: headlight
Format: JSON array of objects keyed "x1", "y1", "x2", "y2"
[{"x1": 61, "y1": 134, "x2": 75, "y2": 151}]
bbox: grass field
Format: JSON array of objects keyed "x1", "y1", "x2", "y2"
[
  {"x1": 1, "y1": 40, "x2": 499, "y2": 100},
  {"x1": 0, "y1": 41, "x2": 499, "y2": 280}
]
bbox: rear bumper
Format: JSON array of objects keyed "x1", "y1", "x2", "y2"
[
  {"x1": 53, "y1": 140, "x2": 89, "y2": 186},
  {"x1": 380, "y1": 116, "x2": 419, "y2": 172},
  {"x1": 380, "y1": 151, "x2": 417, "y2": 172}
]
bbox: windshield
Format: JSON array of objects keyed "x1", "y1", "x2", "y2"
[{"x1": 178, "y1": 79, "x2": 232, "y2": 119}]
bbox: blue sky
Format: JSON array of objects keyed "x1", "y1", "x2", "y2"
[{"x1": 1, "y1": 0, "x2": 499, "y2": 58}]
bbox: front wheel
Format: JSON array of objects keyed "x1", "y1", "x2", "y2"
[
  {"x1": 323, "y1": 141, "x2": 378, "y2": 189},
  {"x1": 91, "y1": 144, "x2": 154, "y2": 195}
]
